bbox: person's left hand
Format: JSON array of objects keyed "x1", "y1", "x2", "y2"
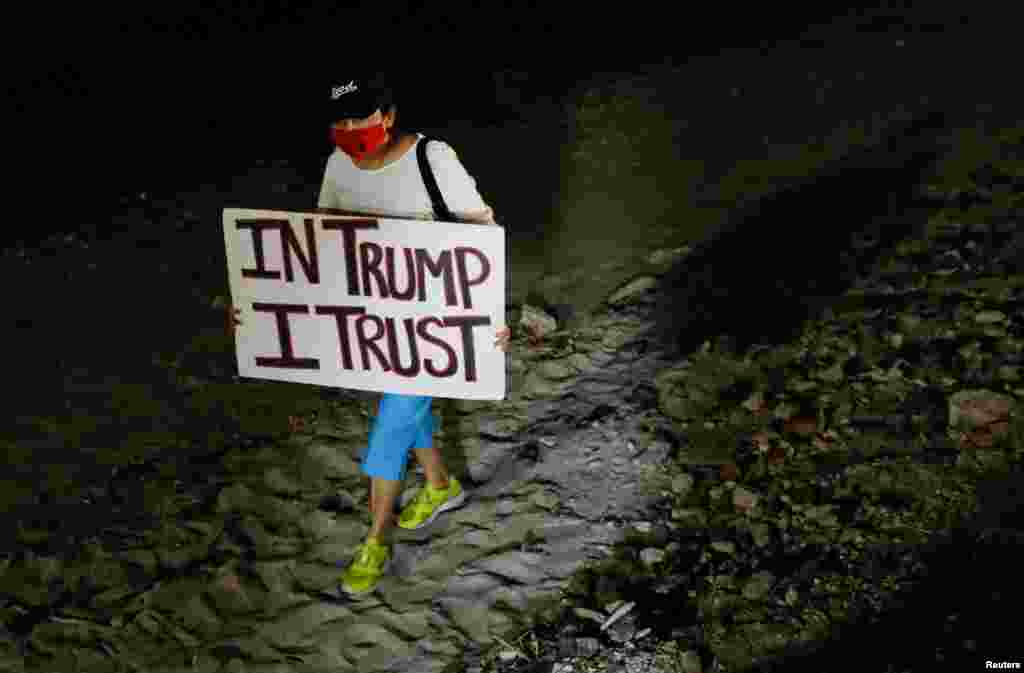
[{"x1": 494, "y1": 326, "x2": 512, "y2": 352}]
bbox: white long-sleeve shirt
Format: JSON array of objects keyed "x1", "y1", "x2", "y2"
[{"x1": 317, "y1": 133, "x2": 496, "y2": 225}]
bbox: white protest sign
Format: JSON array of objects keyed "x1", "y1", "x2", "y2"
[{"x1": 223, "y1": 208, "x2": 506, "y2": 400}]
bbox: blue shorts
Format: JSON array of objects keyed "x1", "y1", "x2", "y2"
[{"x1": 360, "y1": 393, "x2": 436, "y2": 482}]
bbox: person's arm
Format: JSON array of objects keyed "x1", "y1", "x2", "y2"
[
  {"x1": 457, "y1": 204, "x2": 498, "y2": 226},
  {"x1": 427, "y1": 141, "x2": 499, "y2": 225}
]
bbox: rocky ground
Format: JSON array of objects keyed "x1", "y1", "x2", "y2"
[
  {"x1": 479, "y1": 218, "x2": 1024, "y2": 673},
  {"x1": 2, "y1": 206, "x2": 1023, "y2": 673},
  {"x1": 0, "y1": 222, "x2": 697, "y2": 672},
  {"x1": 1, "y1": 115, "x2": 1022, "y2": 673}
]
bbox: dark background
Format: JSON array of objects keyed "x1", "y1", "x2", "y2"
[{"x1": 7, "y1": 1, "x2": 994, "y2": 250}]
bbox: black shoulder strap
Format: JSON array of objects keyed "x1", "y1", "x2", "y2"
[{"x1": 416, "y1": 136, "x2": 456, "y2": 222}]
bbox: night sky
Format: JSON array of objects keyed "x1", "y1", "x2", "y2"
[{"x1": 9, "y1": 2, "x2": 997, "y2": 248}]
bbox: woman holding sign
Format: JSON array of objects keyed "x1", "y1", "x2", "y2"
[{"x1": 229, "y1": 72, "x2": 510, "y2": 597}]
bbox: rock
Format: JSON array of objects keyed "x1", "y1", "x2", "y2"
[
  {"x1": 460, "y1": 530, "x2": 494, "y2": 548},
  {"x1": 174, "y1": 594, "x2": 224, "y2": 640},
  {"x1": 783, "y1": 405, "x2": 818, "y2": 427},
  {"x1": 639, "y1": 548, "x2": 665, "y2": 566},
  {"x1": 678, "y1": 650, "x2": 704, "y2": 673},
  {"x1": 599, "y1": 323, "x2": 641, "y2": 351},
  {"x1": 604, "y1": 599, "x2": 626, "y2": 615},
  {"x1": 606, "y1": 275, "x2": 658, "y2": 306},
  {"x1": 605, "y1": 613, "x2": 636, "y2": 643},
  {"x1": 117, "y1": 550, "x2": 159, "y2": 576},
  {"x1": 788, "y1": 379, "x2": 819, "y2": 394},
  {"x1": 773, "y1": 401, "x2": 799, "y2": 420},
  {"x1": 999, "y1": 366, "x2": 1021, "y2": 381},
  {"x1": 736, "y1": 621, "x2": 795, "y2": 663},
  {"x1": 652, "y1": 573, "x2": 687, "y2": 595},
  {"x1": 317, "y1": 491, "x2": 356, "y2": 514},
  {"x1": 974, "y1": 310, "x2": 1007, "y2": 324},
  {"x1": 948, "y1": 389, "x2": 1016, "y2": 448},
  {"x1": 537, "y1": 358, "x2": 578, "y2": 381},
  {"x1": 733, "y1": 486, "x2": 760, "y2": 513},
  {"x1": 358, "y1": 607, "x2": 431, "y2": 644},
  {"x1": 263, "y1": 467, "x2": 303, "y2": 495},
  {"x1": 436, "y1": 597, "x2": 493, "y2": 645},
  {"x1": 645, "y1": 246, "x2": 692, "y2": 267},
  {"x1": 416, "y1": 636, "x2": 461, "y2": 658},
  {"x1": 496, "y1": 499, "x2": 531, "y2": 517},
  {"x1": 572, "y1": 607, "x2": 606, "y2": 625},
  {"x1": 742, "y1": 389, "x2": 769, "y2": 412},
  {"x1": 216, "y1": 483, "x2": 257, "y2": 514},
  {"x1": 444, "y1": 571, "x2": 505, "y2": 602},
  {"x1": 802, "y1": 504, "x2": 839, "y2": 528},
  {"x1": 530, "y1": 490, "x2": 561, "y2": 511},
  {"x1": 519, "y1": 304, "x2": 558, "y2": 340},
  {"x1": 897, "y1": 313, "x2": 922, "y2": 333},
  {"x1": 559, "y1": 636, "x2": 601, "y2": 658},
  {"x1": 601, "y1": 600, "x2": 635, "y2": 634},
  {"x1": 302, "y1": 442, "x2": 363, "y2": 478},
  {"x1": 520, "y1": 369, "x2": 574, "y2": 399},
  {"x1": 816, "y1": 360, "x2": 846, "y2": 385},
  {"x1": 157, "y1": 542, "x2": 210, "y2": 572},
  {"x1": 671, "y1": 474, "x2": 695, "y2": 496},
  {"x1": 742, "y1": 571, "x2": 776, "y2": 600},
  {"x1": 207, "y1": 571, "x2": 255, "y2": 616},
  {"x1": 672, "y1": 508, "x2": 707, "y2": 527},
  {"x1": 471, "y1": 551, "x2": 547, "y2": 585},
  {"x1": 258, "y1": 602, "x2": 354, "y2": 651},
  {"x1": 710, "y1": 540, "x2": 736, "y2": 555},
  {"x1": 749, "y1": 522, "x2": 773, "y2": 548}
]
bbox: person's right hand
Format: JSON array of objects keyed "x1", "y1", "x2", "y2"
[{"x1": 225, "y1": 304, "x2": 242, "y2": 337}]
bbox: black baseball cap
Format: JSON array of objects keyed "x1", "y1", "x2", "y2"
[{"x1": 325, "y1": 73, "x2": 394, "y2": 123}]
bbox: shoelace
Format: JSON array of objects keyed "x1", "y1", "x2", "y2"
[
  {"x1": 353, "y1": 543, "x2": 384, "y2": 569},
  {"x1": 411, "y1": 484, "x2": 446, "y2": 508}
]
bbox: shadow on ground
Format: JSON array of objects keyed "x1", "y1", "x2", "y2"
[
  {"x1": 746, "y1": 467, "x2": 1024, "y2": 672},
  {"x1": 640, "y1": 107, "x2": 953, "y2": 361}
]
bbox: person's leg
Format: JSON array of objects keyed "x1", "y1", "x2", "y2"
[
  {"x1": 343, "y1": 393, "x2": 432, "y2": 594},
  {"x1": 412, "y1": 446, "x2": 449, "y2": 490},
  {"x1": 368, "y1": 477, "x2": 402, "y2": 542},
  {"x1": 410, "y1": 398, "x2": 449, "y2": 489},
  {"x1": 397, "y1": 401, "x2": 466, "y2": 530},
  {"x1": 359, "y1": 393, "x2": 431, "y2": 539}
]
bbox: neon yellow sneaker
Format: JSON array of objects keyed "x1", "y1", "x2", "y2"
[
  {"x1": 340, "y1": 537, "x2": 391, "y2": 596},
  {"x1": 397, "y1": 476, "x2": 467, "y2": 530}
]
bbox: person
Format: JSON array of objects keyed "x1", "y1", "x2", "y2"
[{"x1": 226, "y1": 72, "x2": 511, "y2": 597}]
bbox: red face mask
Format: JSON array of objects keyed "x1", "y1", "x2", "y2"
[{"x1": 331, "y1": 123, "x2": 388, "y2": 161}]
